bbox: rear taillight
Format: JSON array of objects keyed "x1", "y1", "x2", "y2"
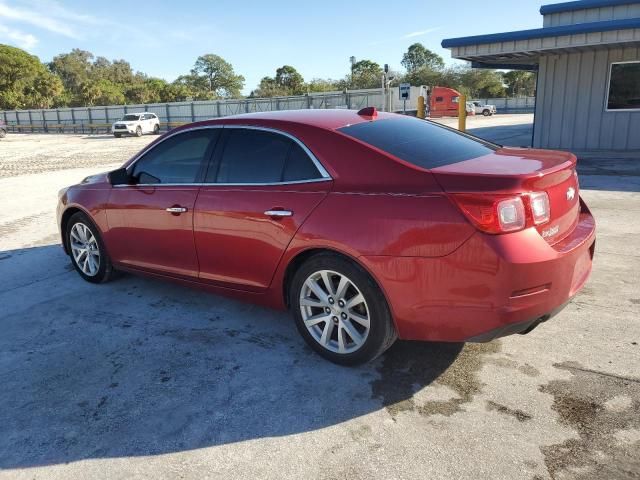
[
  {"x1": 529, "y1": 191, "x2": 550, "y2": 225},
  {"x1": 452, "y1": 192, "x2": 549, "y2": 234},
  {"x1": 497, "y1": 197, "x2": 526, "y2": 231}
]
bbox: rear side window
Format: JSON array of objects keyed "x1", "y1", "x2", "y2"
[
  {"x1": 210, "y1": 128, "x2": 322, "y2": 183},
  {"x1": 282, "y1": 143, "x2": 321, "y2": 181},
  {"x1": 132, "y1": 129, "x2": 219, "y2": 184},
  {"x1": 338, "y1": 117, "x2": 497, "y2": 169}
]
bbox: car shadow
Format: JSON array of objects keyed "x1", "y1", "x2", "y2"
[{"x1": 0, "y1": 245, "x2": 463, "y2": 469}]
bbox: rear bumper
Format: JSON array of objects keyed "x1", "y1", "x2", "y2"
[{"x1": 360, "y1": 199, "x2": 596, "y2": 342}]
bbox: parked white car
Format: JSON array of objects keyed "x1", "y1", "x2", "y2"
[
  {"x1": 471, "y1": 101, "x2": 497, "y2": 116},
  {"x1": 112, "y1": 112, "x2": 160, "y2": 137}
]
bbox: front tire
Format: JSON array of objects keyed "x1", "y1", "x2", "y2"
[
  {"x1": 289, "y1": 253, "x2": 396, "y2": 365},
  {"x1": 135, "y1": 126, "x2": 142, "y2": 137},
  {"x1": 66, "y1": 212, "x2": 114, "y2": 284},
  {"x1": 0, "y1": 129, "x2": 6, "y2": 139},
  {"x1": 482, "y1": 109, "x2": 491, "y2": 116},
  {"x1": 114, "y1": 133, "x2": 121, "y2": 138}
]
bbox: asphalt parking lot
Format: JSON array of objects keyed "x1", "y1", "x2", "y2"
[{"x1": 0, "y1": 115, "x2": 638, "y2": 480}]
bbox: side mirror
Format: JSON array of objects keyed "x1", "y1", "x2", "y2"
[{"x1": 108, "y1": 167, "x2": 131, "y2": 186}]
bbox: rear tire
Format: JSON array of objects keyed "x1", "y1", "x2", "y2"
[
  {"x1": 153, "y1": 124, "x2": 160, "y2": 134},
  {"x1": 135, "y1": 126, "x2": 142, "y2": 137},
  {"x1": 289, "y1": 253, "x2": 396, "y2": 366},
  {"x1": 66, "y1": 212, "x2": 114, "y2": 284}
]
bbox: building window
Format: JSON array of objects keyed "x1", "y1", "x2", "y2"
[{"x1": 607, "y1": 61, "x2": 640, "y2": 111}]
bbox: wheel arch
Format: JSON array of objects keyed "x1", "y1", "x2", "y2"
[
  {"x1": 281, "y1": 247, "x2": 396, "y2": 330},
  {"x1": 60, "y1": 206, "x2": 100, "y2": 255}
]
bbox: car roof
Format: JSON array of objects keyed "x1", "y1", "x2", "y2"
[{"x1": 214, "y1": 109, "x2": 398, "y2": 131}]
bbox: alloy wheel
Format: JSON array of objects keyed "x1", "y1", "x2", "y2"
[
  {"x1": 299, "y1": 270, "x2": 370, "y2": 354},
  {"x1": 70, "y1": 222, "x2": 100, "y2": 277}
]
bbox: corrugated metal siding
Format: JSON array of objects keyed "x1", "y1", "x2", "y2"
[
  {"x1": 451, "y1": 27, "x2": 640, "y2": 59},
  {"x1": 533, "y1": 45, "x2": 640, "y2": 151},
  {"x1": 543, "y1": 3, "x2": 640, "y2": 27}
]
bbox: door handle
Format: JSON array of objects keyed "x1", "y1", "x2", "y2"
[
  {"x1": 264, "y1": 209, "x2": 293, "y2": 217},
  {"x1": 166, "y1": 206, "x2": 188, "y2": 213}
]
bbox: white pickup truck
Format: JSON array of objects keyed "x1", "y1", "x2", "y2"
[{"x1": 471, "y1": 101, "x2": 497, "y2": 116}]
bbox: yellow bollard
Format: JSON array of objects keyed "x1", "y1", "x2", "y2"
[
  {"x1": 458, "y1": 94, "x2": 466, "y2": 132},
  {"x1": 417, "y1": 95, "x2": 425, "y2": 119}
]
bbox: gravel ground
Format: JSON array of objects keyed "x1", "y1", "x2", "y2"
[
  {"x1": 0, "y1": 126, "x2": 638, "y2": 480},
  {"x1": 0, "y1": 133, "x2": 155, "y2": 178}
]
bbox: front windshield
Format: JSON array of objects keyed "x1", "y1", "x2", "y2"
[{"x1": 122, "y1": 114, "x2": 140, "y2": 121}]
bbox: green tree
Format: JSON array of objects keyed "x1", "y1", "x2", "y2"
[
  {"x1": 0, "y1": 44, "x2": 50, "y2": 109},
  {"x1": 503, "y1": 70, "x2": 536, "y2": 97},
  {"x1": 306, "y1": 78, "x2": 339, "y2": 93},
  {"x1": 401, "y1": 43, "x2": 444, "y2": 72},
  {"x1": 93, "y1": 80, "x2": 126, "y2": 105},
  {"x1": 29, "y1": 71, "x2": 65, "y2": 108},
  {"x1": 191, "y1": 54, "x2": 244, "y2": 98},
  {"x1": 350, "y1": 60, "x2": 383, "y2": 89},
  {"x1": 252, "y1": 76, "x2": 290, "y2": 97},
  {"x1": 275, "y1": 65, "x2": 305, "y2": 94},
  {"x1": 79, "y1": 81, "x2": 101, "y2": 106},
  {"x1": 49, "y1": 48, "x2": 93, "y2": 95},
  {"x1": 458, "y1": 68, "x2": 505, "y2": 98},
  {"x1": 162, "y1": 81, "x2": 192, "y2": 102}
]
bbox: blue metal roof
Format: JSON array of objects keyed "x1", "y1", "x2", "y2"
[
  {"x1": 540, "y1": 0, "x2": 639, "y2": 15},
  {"x1": 441, "y1": 17, "x2": 640, "y2": 48}
]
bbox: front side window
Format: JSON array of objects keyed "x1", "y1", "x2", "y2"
[
  {"x1": 607, "y1": 61, "x2": 640, "y2": 110},
  {"x1": 210, "y1": 129, "x2": 322, "y2": 184},
  {"x1": 132, "y1": 129, "x2": 219, "y2": 184}
]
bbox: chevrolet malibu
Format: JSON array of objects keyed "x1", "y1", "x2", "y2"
[{"x1": 57, "y1": 108, "x2": 595, "y2": 365}]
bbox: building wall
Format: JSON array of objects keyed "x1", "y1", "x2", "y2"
[
  {"x1": 533, "y1": 44, "x2": 640, "y2": 151},
  {"x1": 543, "y1": 3, "x2": 640, "y2": 27}
]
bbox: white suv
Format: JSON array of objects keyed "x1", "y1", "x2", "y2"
[{"x1": 112, "y1": 112, "x2": 160, "y2": 137}]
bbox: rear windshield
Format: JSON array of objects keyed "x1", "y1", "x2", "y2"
[{"x1": 338, "y1": 116, "x2": 498, "y2": 169}]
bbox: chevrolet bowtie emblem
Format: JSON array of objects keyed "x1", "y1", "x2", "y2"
[{"x1": 566, "y1": 187, "x2": 575, "y2": 201}]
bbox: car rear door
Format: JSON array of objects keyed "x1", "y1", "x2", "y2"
[
  {"x1": 194, "y1": 126, "x2": 332, "y2": 291},
  {"x1": 105, "y1": 127, "x2": 221, "y2": 278}
]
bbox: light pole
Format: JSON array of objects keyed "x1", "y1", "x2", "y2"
[{"x1": 349, "y1": 56, "x2": 356, "y2": 88}]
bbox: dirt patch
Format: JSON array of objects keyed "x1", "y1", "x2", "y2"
[
  {"x1": 539, "y1": 361, "x2": 640, "y2": 479},
  {"x1": 370, "y1": 341, "x2": 500, "y2": 418}
]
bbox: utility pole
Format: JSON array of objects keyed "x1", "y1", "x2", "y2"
[{"x1": 349, "y1": 56, "x2": 356, "y2": 88}]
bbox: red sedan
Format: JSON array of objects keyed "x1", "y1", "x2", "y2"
[{"x1": 57, "y1": 108, "x2": 595, "y2": 365}]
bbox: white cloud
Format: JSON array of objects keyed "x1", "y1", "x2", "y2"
[
  {"x1": 402, "y1": 27, "x2": 441, "y2": 39},
  {"x1": 368, "y1": 27, "x2": 441, "y2": 46},
  {"x1": 0, "y1": 23, "x2": 37, "y2": 49},
  {"x1": 0, "y1": 0, "x2": 98, "y2": 39}
]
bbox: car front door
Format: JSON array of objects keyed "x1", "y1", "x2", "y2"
[
  {"x1": 194, "y1": 126, "x2": 332, "y2": 291},
  {"x1": 105, "y1": 127, "x2": 221, "y2": 278}
]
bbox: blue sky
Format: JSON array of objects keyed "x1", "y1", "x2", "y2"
[{"x1": 0, "y1": 0, "x2": 548, "y2": 93}]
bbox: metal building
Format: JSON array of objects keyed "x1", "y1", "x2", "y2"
[{"x1": 442, "y1": 0, "x2": 640, "y2": 154}]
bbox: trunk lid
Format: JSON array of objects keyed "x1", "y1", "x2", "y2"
[{"x1": 432, "y1": 147, "x2": 580, "y2": 244}]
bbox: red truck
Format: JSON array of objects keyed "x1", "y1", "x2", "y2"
[{"x1": 428, "y1": 86, "x2": 475, "y2": 118}]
